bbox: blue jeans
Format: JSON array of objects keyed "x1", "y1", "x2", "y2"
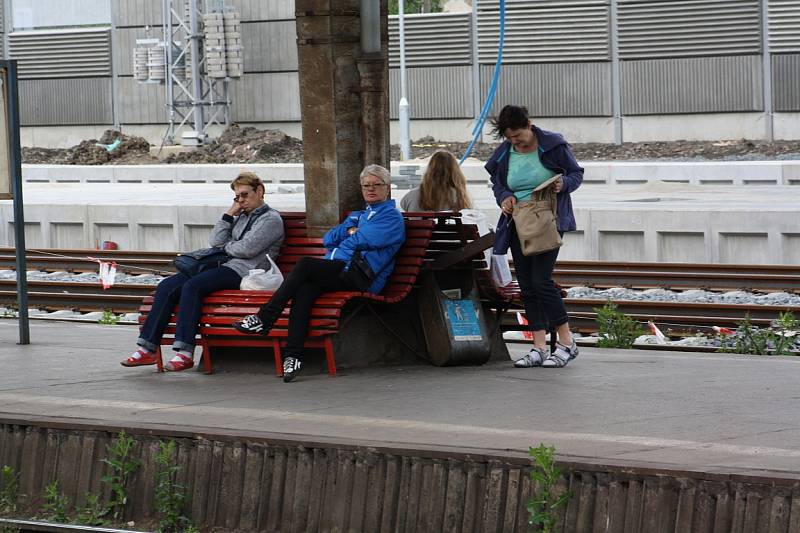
[
  {"x1": 137, "y1": 266, "x2": 241, "y2": 353},
  {"x1": 509, "y1": 225, "x2": 568, "y2": 332}
]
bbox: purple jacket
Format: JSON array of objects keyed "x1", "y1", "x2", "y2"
[{"x1": 485, "y1": 126, "x2": 583, "y2": 254}]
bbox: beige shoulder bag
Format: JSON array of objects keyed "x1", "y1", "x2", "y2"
[{"x1": 511, "y1": 175, "x2": 562, "y2": 256}]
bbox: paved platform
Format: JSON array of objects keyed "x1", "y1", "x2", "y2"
[{"x1": 2, "y1": 319, "x2": 799, "y2": 478}]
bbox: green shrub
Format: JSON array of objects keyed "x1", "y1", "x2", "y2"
[
  {"x1": 76, "y1": 492, "x2": 108, "y2": 527},
  {"x1": 594, "y1": 301, "x2": 643, "y2": 349},
  {"x1": 0, "y1": 466, "x2": 19, "y2": 516},
  {"x1": 527, "y1": 443, "x2": 571, "y2": 533},
  {"x1": 154, "y1": 440, "x2": 193, "y2": 533},
  {"x1": 98, "y1": 309, "x2": 119, "y2": 325},
  {"x1": 40, "y1": 481, "x2": 69, "y2": 523},
  {"x1": 101, "y1": 431, "x2": 140, "y2": 522},
  {"x1": 719, "y1": 312, "x2": 799, "y2": 356}
]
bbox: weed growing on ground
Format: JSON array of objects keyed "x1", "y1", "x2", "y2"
[
  {"x1": 40, "y1": 481, "x2": 70, "y2": 523},
  {"x1": 154, "y1": 440, "x2": 193, "y2": 533},
  {"x1": 0, "y1": 305, "x2": 18, "y2": 319},
  {"x1": 75, "y1": 492, "x2": 108, "y2": 527},
  {"x1": 718, "y1": 312, "x2": 799, "y2": 355},
  {"x1": 101, "y1": 431, "x2": 140, "y2": 522},
  {"x1": 527, "y1": 443, "x2": 571, "y2": 533},
  {"x1": 98, "y1": 309, "x2": 119, "y2": 325},
  {"x1": 0, "y1": 466, "x2": 19, "y2": 516},
  {"x1": 594, "y1": 301, "x2": 643, "y2": 349}
]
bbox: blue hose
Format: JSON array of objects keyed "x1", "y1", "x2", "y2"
[{"x1": 460, "y1": 0, "x2": 505, "y2": 165}]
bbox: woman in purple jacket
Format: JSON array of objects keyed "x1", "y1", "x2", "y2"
[{"x1": 486, "y1": 105, "x2": 583, "y2": 368}]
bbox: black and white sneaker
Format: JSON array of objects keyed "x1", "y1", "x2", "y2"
[
  {"x1": 282, "y1": 356, "x2": 303, "y2": 383},
  {"x1": 233, "y1": 314, "x2": 265, "y2": 334}
]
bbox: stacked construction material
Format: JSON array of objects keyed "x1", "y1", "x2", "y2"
[
  {"x1": 147, "y1": 41, "x2": 166, "y2": 82},
  {"x1": 203, "y1": 12, "x2": 227, "y2": 78},
  {"x1": 223, "y1": 11, "x2": 243, "y2": 78}
]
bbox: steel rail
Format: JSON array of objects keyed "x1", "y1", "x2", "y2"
[{"x1": 0, "y1": 518, "x2": 146, "y2": 533}]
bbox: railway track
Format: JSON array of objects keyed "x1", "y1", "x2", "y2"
[
  {"x1": 3, "y1": 248, "x2": 799, "y2": 293},
  {"x1": 1, "y1": 249, "x2": 797, "y2": 331}
]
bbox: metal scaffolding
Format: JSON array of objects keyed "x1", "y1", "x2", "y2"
[{"x1": 161, "y1": 0, "x2": 232, "y2": 145}]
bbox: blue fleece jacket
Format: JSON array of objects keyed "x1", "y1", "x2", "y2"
[
  {"x1": 485, "y1": 126, "x2": 584, "y2": 254},
  {"x1": 323, "y1": 199, "x2": 406, "y2": 293}
]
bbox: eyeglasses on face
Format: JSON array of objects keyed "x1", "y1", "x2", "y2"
[
  {"x1": 361, "y1": 182, "x2": 387, "y2": 190},
  {"x1": 233, "y1": 190, "x2": 253, "y2": 202}
]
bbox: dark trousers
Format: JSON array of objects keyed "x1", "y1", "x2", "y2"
[
  {"x1": 258, "y1": 257, "x2": 352, "y2": 360},
  {"x1": 138, "y1": 266, "x2": 241, "y2": 353},
  {"x1": 508, "y1": 225, "x2": 568, "y2": 332}
]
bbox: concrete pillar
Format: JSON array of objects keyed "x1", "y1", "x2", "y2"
[{"x1": 297, "y1": 0, "x2": 387, "y2": 234}]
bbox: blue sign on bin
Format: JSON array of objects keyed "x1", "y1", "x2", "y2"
[{"x1": 444, "y1": 299, "x2": 482, "y2": 341}]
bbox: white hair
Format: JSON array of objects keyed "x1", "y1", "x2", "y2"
[{"x1": 360, "y1": 164, "x2": 391, "y2": 185}]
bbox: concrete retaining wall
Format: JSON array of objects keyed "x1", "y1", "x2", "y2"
[
  {"x1": 21, "y1": 160, "x2": 800, "y2": 186},
  {"x1": 1, "y1": 418, "x2": 799, "y2": 532}
]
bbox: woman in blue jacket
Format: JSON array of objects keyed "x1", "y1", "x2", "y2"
[
  {"x1": 234, "y1": 164, "x2": 406, "y2": 382},
  {"x1": 486, "y1": 105, "x2": 583, "y2": 369}
]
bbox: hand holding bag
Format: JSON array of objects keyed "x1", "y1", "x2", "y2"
[{"x1": 511, "y1": 175, "x2": 562, "y2": 256}]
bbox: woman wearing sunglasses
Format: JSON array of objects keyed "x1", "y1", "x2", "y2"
[
  {"x1": 233, "y1": 164, "x2": 405, "y2": 383},
  {"x1": 121, "y1": 171, "x2": 284, "y2": 372}
]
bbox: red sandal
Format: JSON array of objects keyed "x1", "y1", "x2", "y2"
[
  {"x1": 164, "y1": 354, "x2": 194, "y2": 372},
  {"x1": 120, "y1": 350, "x2": 158, "y2": 367}
]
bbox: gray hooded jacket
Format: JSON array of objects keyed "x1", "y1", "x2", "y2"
[{"x1": 208, "y1": 203, "x2": 284, "y2": 278}]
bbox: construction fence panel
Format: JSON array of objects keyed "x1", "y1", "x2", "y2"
[
  {"x1": 116, "y1": 76, "x2": 168, "y2": 124},
  {"x1": 389, "y1": 66, "x2": 473, "y2": 119},
  {"x1": 772, "y1": 53, "x2": 800, "y2": 110},
  {"x1": 483, "y1": 62, "x2": 613, "y2": 117},
  {"x1": 621, "y1": 55, "x2": 763, "y2": 114},
  {"x1": 19, "y1": 78, "x2": 113, "y2": 126},
  {"x1": 230, "y1": 71, "x2": 301, "y2": 122},
  {"x1": 617, "y1": 0, "x2": 762, "y2": 59}
]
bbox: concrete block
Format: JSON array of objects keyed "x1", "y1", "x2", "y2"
[
  {"x1": 657, "y1": 232, "x2": 706, "y2": 263},
  {"x1": 50, "y1": 222, "x2": 85, "y2": 248},
  {"x1": 581, "y1": 163, "x2": 610, "y2": 184},
  {"x1": 782, "y1": 233, "x2": 800, "y2": 264},
  {"x1": 782, "y1": 162, "x2": 800, "y2": 186},
  {"x1": 719, "y1": 233, "x2": 770, "y2": 264},
  {"x1": 598, "y1": 230, "x2": 645, "y2": 262},
  {"x1": 113, "y1": 165, "x2": 176, "y2": 183}
]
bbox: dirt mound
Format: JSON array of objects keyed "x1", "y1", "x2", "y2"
[
  {"x1": 393, "y1": 137, "x2": 800, "y2": 162},
  {"x1": 163, "y1": 125, "x2": 304, "y2": 164},
  {"x1": 21, "y1": 125, "x2": 800, "y2": 165},
  {"x1": 23, "y1": 130, "x2": 158, "y2": 165}
]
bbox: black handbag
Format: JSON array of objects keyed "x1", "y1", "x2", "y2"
[
  {"x1": 339, "y1": 250, "x2": 377, "y2": 291},
  {"x1": 173, "y1": 207, "x2": 269, "y2": 277},
  {"x1": 174, "y1": 247, "x2": 230, "y2": 277}
]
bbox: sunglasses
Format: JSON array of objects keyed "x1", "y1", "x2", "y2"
[{"x1": 234, "y1": 190, "x2": 253, "y2": 202}]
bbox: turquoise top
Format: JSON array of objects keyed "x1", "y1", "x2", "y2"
[{"x1": 507, "y1": 147, "x2": 556, "y2": 202}]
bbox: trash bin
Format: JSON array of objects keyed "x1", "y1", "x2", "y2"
[{"x1": 417, "y1": 269, "x2": 492, "y2": 366}]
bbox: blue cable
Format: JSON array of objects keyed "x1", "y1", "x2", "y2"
[{"x1": 460, "y1": 0, "x2": 505, "y2": 165}]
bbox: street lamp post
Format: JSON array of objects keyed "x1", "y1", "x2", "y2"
[{"x1": 398, "y1": 0, "x2": 411, "y2": 161}]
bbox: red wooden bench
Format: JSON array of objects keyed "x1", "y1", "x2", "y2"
[{"x1": 137, "y1": 212, "x2": 435, "y2": 375}]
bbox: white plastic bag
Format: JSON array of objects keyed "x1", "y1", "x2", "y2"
[
  {"x1": 490, "y1": 254, "x2": 512, "y2": 287},
  {"x1": 240, "y1": 255, "x2": 284, "y2": 291},
  {"x1": 461, "y1": 209, "x2": 511, "y2": 287}
]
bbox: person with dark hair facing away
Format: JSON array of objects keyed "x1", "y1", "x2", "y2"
[
  {"x1": 121, "y1": 171, "x2": 284, "y2": 372},
  {"x1": 400, "y1": 150, "x2": 473, "y2": 212},
  {"x1": 486, "y1": 105, "x2": 583, "y2": 368},
  {"x1": 233, "y1": 164, "x2": 406, "y2": 382}
]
